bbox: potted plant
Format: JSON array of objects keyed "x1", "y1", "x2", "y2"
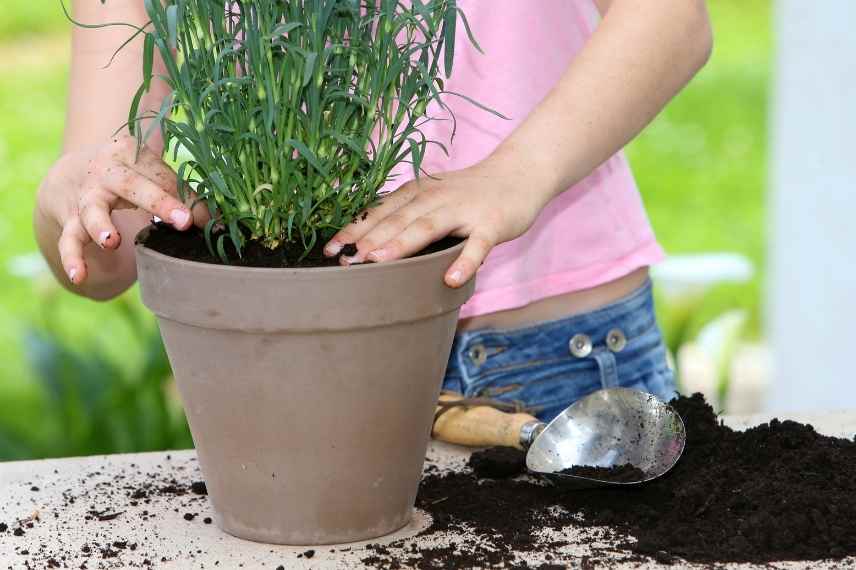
[{"x1": 106, "y1": 0, "x2": 487, "y2": 545}]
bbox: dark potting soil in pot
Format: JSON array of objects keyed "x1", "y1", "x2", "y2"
[
  {"x1": 362, "y1": 393, "x2": 856, "y2": 567},
  {"x1": 139, "y1": 222, "x2": 461, "y2": 269}
]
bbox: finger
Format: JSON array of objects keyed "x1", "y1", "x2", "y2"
[
  {"x1": 109, "y1": 136, "x2": 197, "y2": 224},
  {"x1": 445, "y1": 233, "x2": 495, "y2": 288},
  {"x1": 364, "y1": 213, "x2": 456, "y2": 263},
  {"x1": 102, "y1": 166, "x2": 192, "y2": 230},
  {"x1": 345, "y1": 199, "x2": 438, "y2": 263},
  {"x1": 128, "y1": 144, "x2": 180, "y2": 196},
  {"x1": 188, "y1": 191, "x2": 212, "y2": 228},
  {"x1": 110, "y1": 136, "x2": 179, "y2": 193},
  {"x1": 58, "y1": 217, "x2": 90, "y2": 285},
  {"x1": 324, "y1": 184, "x2": 420, "y2": 257},
  {"x1": 132, "y1": 149, "x2": 210, "y2": 228},
  {"x1": 79, "y1": 188, "x2": 122, "y2": 250}
]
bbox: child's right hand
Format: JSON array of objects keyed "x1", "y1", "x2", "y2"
[{"x1": 36, "y1": 135, "x2": 200, "y2": 287}]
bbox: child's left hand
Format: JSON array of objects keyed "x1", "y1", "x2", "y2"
[{"x1": 323, "y1": 157, "x2": 552, "y2": 288}]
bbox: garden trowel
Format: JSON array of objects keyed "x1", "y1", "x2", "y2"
[{"x1": 432, "y1": 387, "x2": 686, "y2": 487}]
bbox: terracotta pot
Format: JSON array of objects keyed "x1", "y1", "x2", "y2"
[{"x1": 135, "y1": 227, "x2": 474, "y2": 544}]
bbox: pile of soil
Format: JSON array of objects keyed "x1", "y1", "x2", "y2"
[
  {"x1": 140, "y1": 222, "x2": 460, "y2": 268},
  {"x1": 363, "y1": 393, "x2": 856, "y2": 568},
  {"x1": 560, "y1": 463, "x2": 647, "y2": 483}
]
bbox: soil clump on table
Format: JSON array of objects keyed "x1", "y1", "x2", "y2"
[
  {"x1": 362, "y1": 393, "x2": 856, "y2": 568},
  {"x1": 467, "y1": 446, "x2": 527, "y2": 479},
  {"x1": 140, "y1": 222, "x2": 460, "y2": 269}
]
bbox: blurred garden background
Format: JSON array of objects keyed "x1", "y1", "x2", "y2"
[{"x1": 0, "y1": 0, "x2": 769, "y2": 460}]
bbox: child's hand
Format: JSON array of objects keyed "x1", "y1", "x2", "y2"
[
  {"x1": 323, "y1": 158, "x2": 553, "y2": 288},
  {"x1": 36, "y1": 136, "x2": 206, "y2": 286}
]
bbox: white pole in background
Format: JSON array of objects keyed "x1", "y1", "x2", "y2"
[{"x1": 767, "y1": 0, "x2": 856, "y2": 412}]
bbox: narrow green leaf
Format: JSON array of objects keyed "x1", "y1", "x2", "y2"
[
  {"x1": 228, "y1": 220, "x2": 243, "y2": 258},
  {"x1": 442, "y1": 1, "x2": 458, "y2": 77},
  {"x1": 216, "y1": 234, "x2": 229, "y2": 264},
  {"x1": 456, "y1": 8, "x2": 483, "y2": 54},
  {"x1": 284, "y1": 138, "x2": 329, "y2": 177},
  {"x1": 166, "y1": 4, "x2": 178, "y2": 49},
  {"x1": 127, "y1": 83, "x2": 148, "y2": 137},
  {"x1": 104, "y1": 24, "x2": 150, "y2": 70},
  {"x1": 302, "y1": 52, "x2": 318, "y2": 88},
  {"x1": 271, "y1": 22, "x2": 302, "y2": 37},
  {"x1": 203, "y1": 218, "x2": 218, "y2": 257},
  {"x1": 442, "y1": 90, "x2": 510, "y2": 120},
  {"x1": 143, "y1": 33, "x2": 155, "y2": 90},
  {"x1": 408, "y1": 137, "x2": 424, "y2": 180}
]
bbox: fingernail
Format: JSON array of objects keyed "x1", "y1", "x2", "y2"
[
  {"x1": 448, "y1": 269, "x2": 463, "y2": 285},
  {"x1": 366, "y1": 248, "x2": 386, "y2": 262},
  {"x1": 68, "y1": 268, "x2": 77, "y2": 283},
  {"x1": 170, "y1": 209, "x2": 190, "y2": 227},
  {"x1": 324, "y1": 241, "x2": 343, "y2": 257},
  {"x1": 340, "y1": 255, "x2": 362, "y2": 266},
  {"x1": 98, "y1": 231, "x2": 111, "y2": 248}
]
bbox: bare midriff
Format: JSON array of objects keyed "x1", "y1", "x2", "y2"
[{"x1": 456, "y1": 267, "x2": 650, "y2": 332}]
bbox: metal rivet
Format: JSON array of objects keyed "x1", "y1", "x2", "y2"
[
  {"x1": 607, "y1": 328, "x2": 627, "y2": 353},
  {"x1": 468, "y1": 344, "x2": 487, "y2": 366},
  {"x1": 569, "y1": 334, "x2": 592, "y2": 358}
]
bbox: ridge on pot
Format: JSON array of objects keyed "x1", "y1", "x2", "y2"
[{"x1": 136, "y1": 227, "x2": 474, "y2": 544}]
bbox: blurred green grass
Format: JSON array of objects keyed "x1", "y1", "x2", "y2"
[
  {"x1": 1, "y1": 2, "x2": 67, "y2": 40},
  {"x1": 631, "y1": 0, "x2": 770, "y2": 338},
  {"x1": 0, "y1": 1, "x2": 770, "y2": 453}
]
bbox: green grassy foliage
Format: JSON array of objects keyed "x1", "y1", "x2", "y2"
[
  {"x1": 630, "y1": 0, "x2": 771, "y2": 338},
  {"x1": 1, "y1": 1, "x2": 67, "y2": 40}
]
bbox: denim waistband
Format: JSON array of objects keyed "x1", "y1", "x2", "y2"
[{"x1": 447, "y1": 279, "x2": 658, "y2": 389}]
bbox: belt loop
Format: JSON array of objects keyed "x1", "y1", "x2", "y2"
[{"x1": 593, "y1": 349, "x2": 619, "y2": 389}]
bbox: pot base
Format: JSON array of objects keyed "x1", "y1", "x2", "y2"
[{"x1": 216, "y1": 508, "x2": 433, "y2": 546}]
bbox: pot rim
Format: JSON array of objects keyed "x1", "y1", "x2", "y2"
[{"x1": 134, "y1": 224, "x2": 465, "y2": 275}]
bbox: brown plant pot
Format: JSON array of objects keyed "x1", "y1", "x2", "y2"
[{"x1": 135, "y1": 226, "x2": 474, "y2": 545}]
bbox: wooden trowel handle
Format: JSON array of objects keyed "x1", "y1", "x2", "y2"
[{"x1": 432, "y1": 393, "x2": 539, "y2": 450}]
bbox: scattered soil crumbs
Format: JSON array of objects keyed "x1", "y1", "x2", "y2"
[
  {"x1": 360, "y1": 394, "x2": 856, "y2": 568},
  {"x1": 1, "y1": 456, "x2": 214, "y2": 569},
  {"x1": 559, "y1": 463, "x2": 647, "y2": 483},
  {"x1": 140, "y1": 222, "x2": 460, "y2": 268}
]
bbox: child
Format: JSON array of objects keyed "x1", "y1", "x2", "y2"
[{"x1": 36, "y1": 0, "x2": 712, "y2": 420}]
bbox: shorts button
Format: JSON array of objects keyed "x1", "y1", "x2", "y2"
[
  {"x1": 607, "y1": 328, "x2": 627, "y2": 353},
  {"x1": 468, "y1": 344, "x2": 487, "y2": 366},
  {"x1": 569, "y1": 334, "x2": 592, "y2": 358}
]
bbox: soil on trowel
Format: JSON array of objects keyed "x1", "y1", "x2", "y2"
[
  {"x1": 362, "y1": 393, "x2": 856, "y2": 568},
  {"x1": 140, "y1": 222, "x2": 460, "y2": 268},
  {"x1": 560, "y1": 463, "x2": 646, "y2": 483}
]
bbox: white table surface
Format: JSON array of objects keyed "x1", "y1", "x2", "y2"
[{"x1": 1, "y1": 412, "x2": 854, "y2": 569}]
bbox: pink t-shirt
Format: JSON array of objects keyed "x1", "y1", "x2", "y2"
[{"x1": 384, "y1": 0, "x2": 664, "y2": 319}]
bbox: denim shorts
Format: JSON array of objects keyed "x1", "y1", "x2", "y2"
[{"x1": 443, "y1": 280, "x2": 678, "y2": 422}]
